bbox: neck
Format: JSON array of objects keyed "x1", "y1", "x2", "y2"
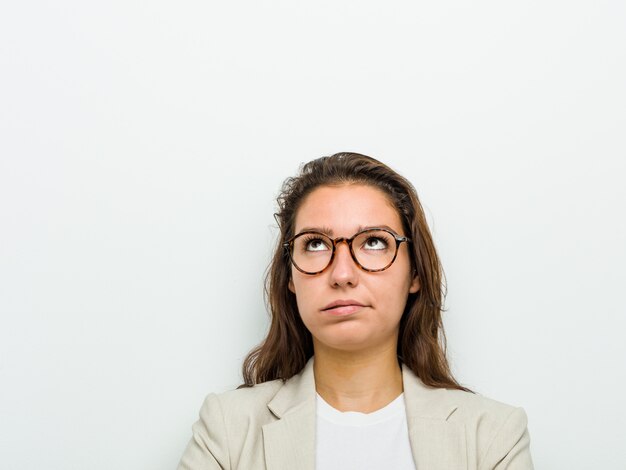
[{"x1": 312, "y1": 341, "x2": 403, "y2": 413}]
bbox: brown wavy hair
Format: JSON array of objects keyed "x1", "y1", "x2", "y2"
[{"x1": 240, "y1": 152, "x2": 471, "y2": 392}]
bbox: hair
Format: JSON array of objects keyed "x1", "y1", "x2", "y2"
[{"x1": 240, "y1": 152, "x2": 471, "y2": 392}]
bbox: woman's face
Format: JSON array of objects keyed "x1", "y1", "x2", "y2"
[{"x1": 288, "y1": 184, "x2": 420, "y2": 354}]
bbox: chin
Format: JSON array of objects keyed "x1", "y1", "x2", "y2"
[{"x1": 317, "y1": 333, "x2": 380, "y2": 352}]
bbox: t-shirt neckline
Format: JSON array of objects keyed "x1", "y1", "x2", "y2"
[{"x1": 315, "y1": 392, "x2": 405, "y2": 426}]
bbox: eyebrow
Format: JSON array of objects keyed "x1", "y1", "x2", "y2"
[{"x1": 296, "y1": 224, "x2": 400, "y2": 236}]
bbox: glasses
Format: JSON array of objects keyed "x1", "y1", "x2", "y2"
[{"x1": 283, "y1": 228, "x2": 411, "y2": 275}]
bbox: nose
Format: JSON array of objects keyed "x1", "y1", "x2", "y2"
[{"x1": 328, "y1": 240, "x2": 359, "y2": 287}]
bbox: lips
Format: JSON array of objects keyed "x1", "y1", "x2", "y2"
[{"x1": 322, "y1": 299, "x2": 366, "y2": 316}]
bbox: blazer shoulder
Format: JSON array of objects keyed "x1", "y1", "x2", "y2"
[
  {"x1": 445, "y1": 389, "x2": 533, "y2": 469},
  {"x1": 212, "y1": 378, "x2": 284, "y2": 416},
  {"x1": 447, "y1": 387, "x2": 522, "y2": 418},
  {"x1": 177, "y1": 380, "x2": 285, "y2": 470},
  {"x1": 445, "y1": 387, "x2": 528, "y2": 437}
]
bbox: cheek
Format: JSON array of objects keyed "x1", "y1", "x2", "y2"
[
  {"x1": 378, "y1": 288, "x2": 408, "y2": 319},
  {"x1": 375, "y1": 273, "x2": 413, "y2": 317},
  {"x1": 290, "y1": 275, "x2": 318, "y2": 315}
]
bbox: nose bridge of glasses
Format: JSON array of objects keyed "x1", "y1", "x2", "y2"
[{"x1": 331, "y1": 236, "x2": 359, "y2": 266}]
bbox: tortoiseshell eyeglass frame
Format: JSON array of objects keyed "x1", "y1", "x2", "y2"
[{"x1": 283, "y1": 227, "x2": 411, "y2": 275}]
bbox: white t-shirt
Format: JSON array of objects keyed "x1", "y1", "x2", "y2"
[{"x1": 315, "y1": 392, "x2": 417, "y2": 470}]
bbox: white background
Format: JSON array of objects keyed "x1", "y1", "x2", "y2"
[{"x1": 1, "y1": 1, "x2": 625, "y2": 469}]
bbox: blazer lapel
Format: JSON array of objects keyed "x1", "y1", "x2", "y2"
[
  {"x1": 402, "y1": 364, "x2": 468, "y2": 470},
  {"x1": 262, "y1": 358, "x2": 316, "y2": 470}
]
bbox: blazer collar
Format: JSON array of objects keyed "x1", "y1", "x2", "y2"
[
  {"x1": 402, "y1": 363, "x2": 467, "y2": 469},
  {"x1": 266, "y1": 357, "x2": 317, "y2": 420},
  {"x1": 262, "y1": 358, "x2": 317, "y2": 470},
  {"x1": 262, "y1": 357, "x2": 467, "y2": 470}
]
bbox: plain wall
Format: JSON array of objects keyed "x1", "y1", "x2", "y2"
[{"x1": 1, "y1": 1, "x2": 625, "y2": 469}]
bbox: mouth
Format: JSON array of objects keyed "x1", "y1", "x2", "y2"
[{"x1": 322, "y1": 300, "x2": 366, "y2": 316}]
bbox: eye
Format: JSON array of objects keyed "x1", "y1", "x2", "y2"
[
  {"x1": 363, "y1": 236, "x2": 388, "y2": 250},
  {"x1": 304, "y1": 237, "x2": 330, "y2": 252}
]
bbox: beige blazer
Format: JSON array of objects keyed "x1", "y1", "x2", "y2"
[{"x1": 177, "y1": 357, "x2": 534, "y2": 470}]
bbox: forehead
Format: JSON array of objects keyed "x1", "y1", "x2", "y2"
[{"x1": 294, "y1": 184, "x2": 403, "y2": 235}]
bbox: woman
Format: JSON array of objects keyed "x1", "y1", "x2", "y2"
[{"x1": 178, "y1": 153, "x2": 534, "y2": 470}]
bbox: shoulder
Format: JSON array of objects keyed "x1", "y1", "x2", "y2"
[
  {"x1": 202, "y1": 379, "x2": 285, "y2": 422},
  {"x1": 446, "y1": 387, "x2": 527, "y2": 425},
  {"x1": 184, "y1": 380, "x2": 284, "y2": 465},
  {"x1": 199, "y1": 358, "x2": 317, "y2": 426},
  {"x1": 178, "y1": 380, "x2": 286, "y2": 469},
  {"x1": 402, "y1": 365, "x2": 532, "y2": 468},
  {"x1": 402, "y1": 363, "x2": 527, "y2": 430},
  {"x1": 444, "y1": 388, "x2": 533, "y2": 468}
]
